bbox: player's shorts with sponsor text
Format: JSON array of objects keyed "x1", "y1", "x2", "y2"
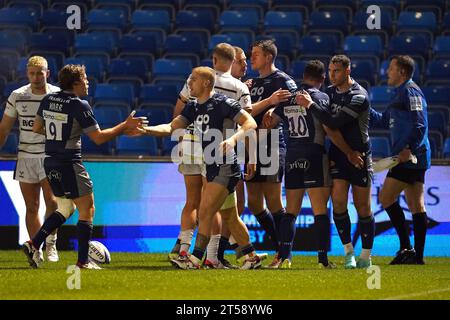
[
  {"x1": 387, "y1": 165, "x2": 426, "y2": 184},
  {"x1": 44, "y1": 157, "x2": 93, "y2": 199},
  {"x1": 245, "y1": 145, "x2": 285, "y2": 183},
  {"x1": 14, "y1": 158, "x2": 46, "y2": 183},
  {"x1": 205, "y1": 163, "x2": 241, "y2": 194},
  {"x1": 329, "y1": 148, "x2": 373, "y2": 187},
  {"x1": 285, "y1": 144, "x2": 331, "y2": 189}
]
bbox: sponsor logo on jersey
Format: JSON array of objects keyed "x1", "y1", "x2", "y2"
[
  {"x1": 409, "y1": 95, "x2": 423, "y2": 111},
  {"x1": 351, "y1": 94, "x2": 366, "y2": 105}
]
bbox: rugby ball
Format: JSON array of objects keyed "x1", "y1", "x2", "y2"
[{"x1": 88, "y1": 241, "x2": 111, "y2": 264}]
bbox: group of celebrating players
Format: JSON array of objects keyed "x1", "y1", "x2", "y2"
[{"x1": 0, "y1": 39, "x2": 430, "y2": 270}]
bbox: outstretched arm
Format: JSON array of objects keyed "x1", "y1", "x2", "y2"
[{"x1": 141, "y1": 116, "x2": 188, "y2": 137}]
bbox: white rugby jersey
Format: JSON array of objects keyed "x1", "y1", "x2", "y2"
[{"x1": 4, "y1": 83, "x2": 60, "y2": 158}]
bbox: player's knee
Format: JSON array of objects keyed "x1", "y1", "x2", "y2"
[
  {"x1": 379, "y1": 189, "x2": 395, "y2": 208},
  {"x1": 25, "y1": 202, "x2": 39, "y2": 216}
]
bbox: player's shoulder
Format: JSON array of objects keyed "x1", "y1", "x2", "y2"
[
  {"x1": 10, "y1": 84, "x2": 32, "y2": 97},
  {"x1": 311, "y1": 88, "x2": 329, "y2": 102},
  {"x1": 214, "y1": 92, "x2": 239, "y2": 107},
  {"x1": 47, "y1": 84, "x2": 61, "y2": 93},
  {"x1": 350, "y1": 81, "x2": 369, "y2": 97},
  {"x1": 404, "y1": 80, "x2": 425, "y2": 97},
  {"x1": 273, "y1": 70, "x2": 297, "y2": 89}
]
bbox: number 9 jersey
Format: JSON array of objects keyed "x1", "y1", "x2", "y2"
[{"x1": 36, "y1": 91, "x2": 99, "y2": 161}]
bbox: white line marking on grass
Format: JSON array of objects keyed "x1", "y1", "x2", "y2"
[{"x1": 381, "y1": 287, "x2": 450, "y2": 300}]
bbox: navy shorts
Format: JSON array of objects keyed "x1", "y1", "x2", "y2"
[
  {"x1": 44, "y1": 158, "x2": 93, "y2": 199},
  {"x1": 206, "y1": 163, "x2": 242, "y2": 194},
  {"x1": 387, "y1": 166, "x2": 426, "y2": 185},
  {"x1": 285, "y1": 144, "x2": 331, "y2": 189},
  {"x1": 329, "y1": 147, "x2": 373, "y2": 187},
  {"x1": 245, "y1": 145, "x2": 285, "y2": 183}
]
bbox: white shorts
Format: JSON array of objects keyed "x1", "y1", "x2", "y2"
[
  {"x1": 178, "y1": 163, "x2": 202, "y2": 176},
  {"x1": 14, "y1": 158, "x2": 47, "y2": 184}
]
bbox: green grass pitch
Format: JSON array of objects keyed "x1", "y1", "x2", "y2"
[{"x1": 0, "y1": 251, "x2": 449, "y2": 300}]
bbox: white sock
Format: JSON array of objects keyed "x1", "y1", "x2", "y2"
[
  {"x1": 343, "y1": 243, "x2": 354, "y2": 255},
  {"x1": 179, "y1": 229, "x2": 194, "y2": 253},
  {"x1": 206, "y1": 234, "x2": 221, "y2": 263},
  {"x1": 360, "y1": 249, "x2": 371, "y2": 260},
  {"x1": 46, "y1": 233, "x2": 57, "y2": 245}
]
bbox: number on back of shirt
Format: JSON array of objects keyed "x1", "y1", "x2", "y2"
[
  {"x1": 284, "y1": 105, "x2": 309, "y2": 138},
  {"x1": 43, "y1": 110, "x2": 68, "y2": 141}
]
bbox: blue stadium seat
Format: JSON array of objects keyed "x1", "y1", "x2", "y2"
[
  {"x1": 175, "y1": 10, "x2": 215, "y2": 31},
  {"x1": 0, "y1": 30, "x2": 26, "y2": 54},
  {"x1": 152, "y1": 58, "x2": 192, "y2": 81},
  {"x1": 422, "y1": 86, "x2": 450, "y2": 106},
  {"x1": 94, "y1": 83, "x2": 135, "y2": 106},
  {"x1": 130, "y1": 29, "x2": 166, "y2": 48},
  {"x1": 0, "y1": 56, "x2": 15, "y2": 80},
  {"x1": 87, "y1": 9, "x2": 127, "y2": 30},
  {"x1": 164, "y1": 34, "x2": 206, "y2": 65},
  {"x1": 343, "y1": 35, "x2": 383, "y2": 59},
  {"x1": 131, "y1": 10, "x2": 171, "y2": 33},
  {"x1": 94, "y1": 104, "x2": 130, "y2": 120},
  {"x1": 443, "y1": 138, "x2": 450, "y2": 159},
  {"x1": 444, "y1": 12, "x2": 450, "y2": 36},
  {"x1": 118, "y1": 33, "x2": 158, "y2": 56},
  {"x1": 29, "y1": 32, "x2": 71, "y2": 56},
  {"x1": 65, "y1": 57, "x2": 106, "y2": 82},
  {"x1": 397, "y1": 11, "x2": 437, "y2": 33},
  {"x1": 74, "y1": 33, "x2": 116, "y2": 56},
  {"x1": 264, "y1": 11, "x2": 303, "y2": 33},
  {"x1": 299, "y1": 35, "x2": 337, "y2": 58},
  {"x1": 388, "y1": 35, "x2": 429, "y2": 59},
  {"x1": 162, "y1": 137, "x2": 178, "y2": 156},
  {"x1": 219, "y1": 10, "x2": 259, "y2": 33},
  {"x1": 93, "y1": 106, "x2": 123, "y2": 128},
  {"x1": 138, "y1": 107, "x2": 172, "y2": 126},
  {"x1": 81, "y1": 135, "x2": 114, "y2": 155},
  {"x1": 370, "y1": 86, "x2": 394, "y2": 108},
  {"x1": 433, "y1": 36, "x2": 450, "y2": 59},
  {"x1": 371, "y1": 137, "x2": 391, "y2": 158},
  {"x1": 139, "y1": 84, "x2": 178, "y2": 106},
  {"x1": 2, "y1": 79, "x2": 27, "y2": 100},
  {"x1": 116, "y1": 135, "x2": 159, "y2": 156},
  {"x1": 308, "y1": 11, "x2": 348, "y2": 36},
  {"x1": 289, "y1": 59, "x2": 308, "y2": 81},
  {"x1": 351, "y1": 59, "x2": 377, "y2": 85},
  {"x1": 0, "y1": 8, "x2": 39, "y2": 30},
  {"x1": 41, "y1": 9, "x2": 68, "y2": 28},
  {"x1": 108, "y1": 58, "x2": 149, "y2": 82},
  {"x1": 352, "y1": 10, "x2": 393, "y2": 47},
  {"x1": 208, "y1": 34, "x2": 250, "y2": 54},
  {"x1": 425, "y1": 60, "x2": 450, "y2": 85},
  {"x1": 427, "y1": 111, "x2": 447, "y2": 136}
]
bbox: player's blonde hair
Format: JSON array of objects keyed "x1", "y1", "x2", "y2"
[
  {"x1": 213, "y1": 43, "x2": 235, "y2": 62},
  {"x1": 193, "y1": 66, "x2": 215, "y2": 89},
  {"x1": 27, "y1": 56, "x2": 48, "y2": 70}
]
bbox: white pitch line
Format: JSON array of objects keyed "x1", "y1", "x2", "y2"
[{"x1": 381, "y1": 287, "x2": 450, "y2": 300}]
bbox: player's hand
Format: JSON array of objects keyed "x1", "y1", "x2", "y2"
[
  {"x1": 244, "y1": 163, "x2": 256, "y2": 181},
  {"x1": 124, "y1": 127, "x2": 146, "y2": 137},
  {"x1": 262, "y1": 108, "x2": 275, "y2": 128},
  {"x1": 397, "y1": 148, "x2": 412, "y2": 163},
  {"x1": 346, "y1": 150, "x2": 364, "y2": 169},
  {"x1": 268, "y1": 88, "x2": 291, "y2": 106},
  {"x1": 124, "y1": 111, "x2": 148, "y2": 130},
  {"x1": 244, "y1": 78, "x2": 253, "y2": 89},
  {"x1": 296, "y1": 90, "x2": 313, "y2": 108}
]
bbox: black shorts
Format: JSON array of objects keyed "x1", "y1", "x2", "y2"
[
  {"x1": 329, "y1": 148, "x2": 373, "y2": 187},
  {"x1": 44, "y1": 158, "x2": 93, "y2": 199},
  {"x1": 245, "y1": 146, "x2": 285, "y2": 183},
  {"x1": 205, "y1": 163, "x2": 241, "y2": 194},
  {"x1": 387, "y1": 166, "x2": 426, "y2": 184},
  {"x1": 285, "y1": 144, "x2": 331, "y2": 189}
]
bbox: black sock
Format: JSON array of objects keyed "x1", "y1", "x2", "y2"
[
  {"x1": 77, "y1": 220, "x2": 93, "y2": 264},
  {"x1": 358, "y1": 215, "x2": 375, "y2": 250},
  {"x1": 314, "y1": 214, "x2": 330, "y2": 265},
  {"x1": 217, "y1": 236, "x2": 229, "y2": 261},
  {"x1": 385, "y1": 201, "x2": 411, "y2": 250},
  {"x1": 32, "y1": 212, "x2": 66, "y2": 249},
  {"x1": 278, "y1": 213, "x2": 297, "y2": 260},
  {"x1": 229, "y1": 243, "x2": 239, "y2": 250},
  {"x1": 192, "y1": 233, "x2": 209, "y2": 261},
  {"x1": 171, "y1": 238, "x2": 181, "y2": 253},
  {"x1": 255, "y1": 208, "x2": 279, "y2": 251},
  {"x1": 241, "y1": 244, "x2": 255, "y2": 257},
  {"x1": 413, "y1": 212, "x2": 427, "y2": 260},
  {"x1": 333, "y1": 210, "x2": 351, "y2": 245},
  {"x1": 272, "y1": 208, "x2": 286, "y2": 241}
]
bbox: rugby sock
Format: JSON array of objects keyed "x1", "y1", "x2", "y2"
[
  {"x1": 412, "y1": 212, "x2": 427, "y2": 260},
  {"x1": 314, "y1": 214, "x2": 330, "y2": 265},
  {"x1": 272, "y1": 207, "x2": 286, "y2": 239},
  {"x1": 32, "y1": 212, "x2": 66, "y2": 249},
  {"x1": 77, "y1": 220, "x2": 93, "y2": 264},
  {"x1": 192, "y1": 233, "x2": 210, "y2": 262},
  {"x1": 179, "y1": 229, "x2": 194, "y2": 253},
  {"x1": 218, "y1": 236, "x2": 229, "y2": 261},
  {"x1": 240, "y1": 244, "x2": 256, "y2": 257},
  {"x1": 206, "y1": 234, "x2": 221, "y2": 263},
  {"x1": 170, "y1": 237, "x2": 181, "y2": 254},
  {"x1": 358, "y1": 215, "x2": 375, "y2": 259},
  {"x1": 255, "y1": 208, "x2": 279, "y2": 251},
  {"x1": 279, "y1": 213, "x2": 297, "y2": 260},
  {"x1": 333, "y1": 210, "x2": 352, "y2": 249},
  {"x1": 385, "y1": 201, "x2": 411, "y2": 250}
]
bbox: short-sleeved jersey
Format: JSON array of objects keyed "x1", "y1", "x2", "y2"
[
  {"x1": 273, "y1": 83, "x2": 329, "y2": 150},
  {"x1": 36, "y1": 91, "x2": 99, "y2": 161},
  {"x1": 324, "y1": 80, "x2": 371, "y2": 153},
  {"x1": 370, "y1": 79, "x2": 430, "y2": 169},
  {"x1": 4, "y1": 84, "x2": 60, "y2": 158},
  {"x1": 179, "y1": 93, "x2": 244, "y2": 165}
]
